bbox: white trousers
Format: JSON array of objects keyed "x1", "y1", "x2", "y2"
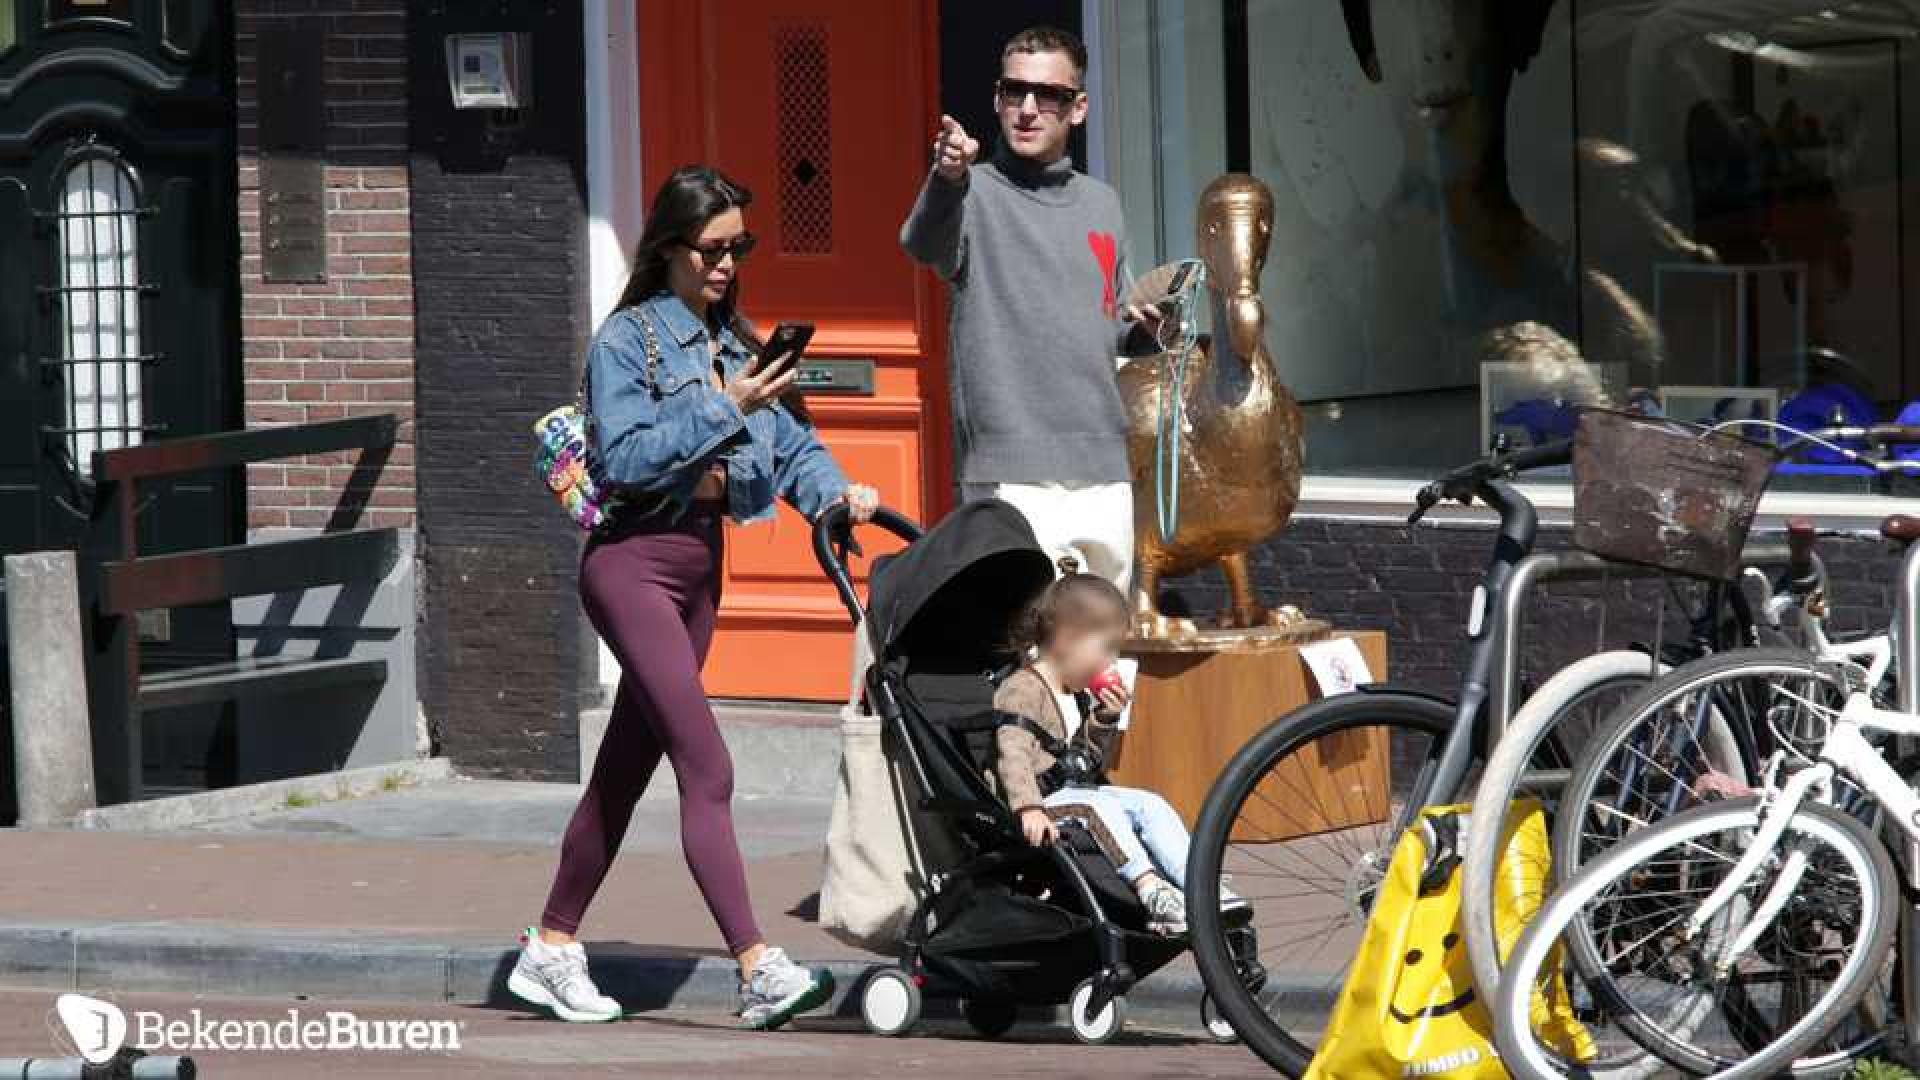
[{"x1": 960, "y1": 481, "x2": 1134, "y2": 592}]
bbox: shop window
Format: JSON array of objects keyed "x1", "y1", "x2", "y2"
[
  {"x1": 1102, "y1": 0, "x2": 1919, "y2": 488},
  {"x1": 774, "y1": 21, "x2": 833, "y2": 255},
  {"x1": 53, "y1": 150, "x2": 146, "y2": 475}
]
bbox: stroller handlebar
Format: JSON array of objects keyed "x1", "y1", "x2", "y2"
[{"x1": 811, "y1": 502, "x2": 923, "y2": 624}]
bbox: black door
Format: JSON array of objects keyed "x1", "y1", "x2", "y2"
[{"x1": 0, "y1": 1, "x2": 241, "y2": 800}]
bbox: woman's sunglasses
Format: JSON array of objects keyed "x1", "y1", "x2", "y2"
[
  {"x1": 995, "y1": 77, "x2": 1081, "y2": 114},
  {"x1": 680, "y1": 233, "x2": 757, "y2": 265}
]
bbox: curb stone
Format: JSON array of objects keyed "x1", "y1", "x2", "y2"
[
  {"x1": 0, "y1": 922, "x2": 1337, "y2": 1035},
  {"x1": 73, "y1": 759, "x2": 458, "y2": 832}
]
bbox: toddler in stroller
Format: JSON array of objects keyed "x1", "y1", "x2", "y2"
[
  {"x1": 814, "y1": 497, "x2": 1260, "y2": 1044},
  {"x1": 992, "y1": 559, "x2": 1248, "y2": 937}
]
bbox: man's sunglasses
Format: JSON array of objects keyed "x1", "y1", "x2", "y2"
[
  {"x1": 995, "y1": 77, "x2": 1082, "y2": 114},
  {"x1": 679, "y1": 233, "x2": 757, "y2": 265}
]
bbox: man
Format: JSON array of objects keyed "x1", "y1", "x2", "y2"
[{"x1": 900, "y1": 25, "x2": 1159, "y2": 590}]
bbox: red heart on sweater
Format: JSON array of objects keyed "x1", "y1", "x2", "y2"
[{"x1": 1087, "y1": 231, "x2": 1119, "y2": 317}]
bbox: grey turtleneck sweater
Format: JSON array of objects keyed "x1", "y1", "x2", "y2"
[{"x1": 900, "y1": 150, "x2": 1148, "y2": 486}]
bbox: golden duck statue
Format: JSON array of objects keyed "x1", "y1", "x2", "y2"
[{"x1": 1118, "y1": 174, "x2": 1326, "y2": 644}]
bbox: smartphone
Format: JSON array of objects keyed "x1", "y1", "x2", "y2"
[
  {"x1": 1154, "y1": 263, "x2": 1196, "y2": 327},
  {"x1": 758, "y1": 322, "x2": 815, "y2": 379},
  {"x1": 1162, "y1": 261, "x2": 1196, "y2": 300}
]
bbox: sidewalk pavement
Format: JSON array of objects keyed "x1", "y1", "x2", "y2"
[{"x1": 0, "y1": 776, "x2": 1251, "y2": 1032}]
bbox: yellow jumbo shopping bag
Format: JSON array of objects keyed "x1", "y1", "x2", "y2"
[{"x1": 1304, "y1": 799, "x2": 1592, "y2": 1079}]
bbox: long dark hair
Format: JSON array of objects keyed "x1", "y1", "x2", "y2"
[
  {"x1": 618, "y1": 164, "x2": 762, "y2": 347},
  {"x1": 618, "y1": 164, "x2": 815, "y2": 418}
]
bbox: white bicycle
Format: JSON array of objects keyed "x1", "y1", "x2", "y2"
[
  {"x1": 1492, "y1": 671, "x2": 1920, "y2": 1079},
  {"x1": 1470, "y1": 422, "x2": 1920, "y2": 1078},
  {"x1": 1462, "y1": 433, "x2": 1909, "y2": 1024},
  {"x1": 1489, "y1": 513, "x2": 1920, "y2": 1080}
]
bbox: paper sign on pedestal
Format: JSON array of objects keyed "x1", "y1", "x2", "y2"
[{"x1": 1300, "y1": 637, "x2": 1373, "y2": 697}]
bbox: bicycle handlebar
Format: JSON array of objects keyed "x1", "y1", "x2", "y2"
[
  {"x1": 1807, "y1": 423, "x2": 1920, "y2": 446},
  {"x1": 1408, "y1": 440, "x2": 1572, "y2": 525},
  {"x1": 1737, "y1": 421, "x2": 1920, "y2": 473}
]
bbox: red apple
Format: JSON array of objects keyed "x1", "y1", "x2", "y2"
[{"x1": 1089, "y1": 668, "x2": 1126, "y2": 698}]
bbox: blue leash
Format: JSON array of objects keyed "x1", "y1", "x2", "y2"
[{"x1": 1151, "y1": 260, "x2": 1206, "y2": 542}]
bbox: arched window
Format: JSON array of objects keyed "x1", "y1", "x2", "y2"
[{"x1": 55, "y1": 151, "x2": 145, "y2": 475}]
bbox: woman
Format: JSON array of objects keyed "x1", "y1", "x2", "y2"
[{"x1": 510, "y1": 166, "x2": 877, "y2": 1030}]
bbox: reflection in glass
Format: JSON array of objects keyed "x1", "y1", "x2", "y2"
[{"x1": 1102, "y1": 0, "x2": 1920, "y2": 486}]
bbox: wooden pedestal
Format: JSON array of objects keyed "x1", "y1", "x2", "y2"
[{"x1": 1106, "y1": 631, "x2": 1389, "y2": 841}]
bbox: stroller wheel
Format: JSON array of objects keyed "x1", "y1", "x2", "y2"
[
  {"x1": 1199, "y1": 991, "x2": 1239, "y2": 1044},
  {"x1": 1068, "y1": 977, "x2": 1127, "y2": 1045},
  {"x1": 961, "y1": 998, "x2": 1017, "y2": 1039},
  {"x1": 860, "y1": 969, "x2": 921, "y2": 1037}
]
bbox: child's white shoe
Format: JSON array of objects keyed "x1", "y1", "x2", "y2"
[{"x1": 1141, "y1": 880, "x2": 1188, "y2": 936}]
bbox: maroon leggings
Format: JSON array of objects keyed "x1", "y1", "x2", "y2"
[{"x1": 540, "y1": 503, "x2": 762, "y2": 954}]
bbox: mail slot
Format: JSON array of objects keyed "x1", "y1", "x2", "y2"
[{"x1": 795, "y1": 358, "x2": 875, "y2": 396}]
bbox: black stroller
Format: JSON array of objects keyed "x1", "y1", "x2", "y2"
[{"x1": 813, "y1": 498, "x2": 1260, "y2": 1043}]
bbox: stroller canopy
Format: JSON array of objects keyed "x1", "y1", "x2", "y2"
[{"x1": 867, "y1": 498, "x2": 1056, "y2": 666}]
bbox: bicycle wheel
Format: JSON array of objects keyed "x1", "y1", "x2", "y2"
[
  {"x1": 1555, "y1": 649, "x2": 1863, "y2": 878},
  {"x1": 1465, "y1": 652, "x2": 1663, "y2": 986},
  {"x1": 1461, "y1": 649, "x2": 1672, "y2": 1078},
  {"x1": 1554, "y1": 648, "x2": 1888, "y2": 1072},
  {"x1": 1494, "y1": 798, "x2": 1896, "y2": 1080},
  {"x1": 1187, "y1": 691, "x2": 1453, "y2": 1076}
]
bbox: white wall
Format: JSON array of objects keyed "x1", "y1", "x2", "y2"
[{"x1": 582, "y1": 0, "x2": 644, "y2": 693}]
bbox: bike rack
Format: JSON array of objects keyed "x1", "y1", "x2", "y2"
[{"x1": 1488, "y1": 540, "x2": 1800, "y2": 737}]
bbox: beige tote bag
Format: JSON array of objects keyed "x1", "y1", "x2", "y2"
[{"x1": 818, "y1": 619, "x2": 961, "y2": 952}]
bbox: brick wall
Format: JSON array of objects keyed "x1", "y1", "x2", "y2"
[
  {"x1": 235, "y1": 1, "x2": 415, "y2": 532},
  {"x1": 1159, "y1": 520, "x2": 1899, "y2": 698},
  {"x1": 408, "y1": 6, "x2": 591, "y2": 779}
]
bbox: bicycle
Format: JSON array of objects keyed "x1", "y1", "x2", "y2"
[
  {"x1": 1181, "y1": 439, "x2": 1576, "y2": 1074},
  {"x1": 1490, "y1": 427, "x2": 1920, "y2": 1078},
  {"x1": 1183, "y1": 437, "x2": 1801, "y2": 1075},
  {"x1": 1461, "y1": 518, "x2": 1888, "y2": 1013},
  {"x1": 1492, "y1": 655, "x2": 1917, "y2": 1079},
  {"x1": 1492, "y1": 587, "x2": 1910, "y2": 1075},
  {"x1": 1187, "y1": 426, "x2": 1865, "y2": 1075}
]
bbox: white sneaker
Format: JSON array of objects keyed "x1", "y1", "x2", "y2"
[
  {"x1": 737, "y1": 946, "x2": 835, "y2": 1031},
  {"x1": 1142, "y1": 881, "x2": 1188, "y2": 936},
  {"x1": 507, "y1": 927, "x2": 622, "y2": 1023},
  {"x1": 1220, "y1": 875, "x2": 1252, "y2": 914}
]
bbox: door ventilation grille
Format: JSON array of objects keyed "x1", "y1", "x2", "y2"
[{"x1": 774, "y1": 22, "x2": 832, "y2": 255}]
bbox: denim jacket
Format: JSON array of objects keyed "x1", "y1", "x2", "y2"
[{"x1": 586, "y1": 292, "x2": 850, "y2": 525}]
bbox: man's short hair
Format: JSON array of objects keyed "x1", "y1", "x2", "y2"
[{"x1": 1002, "y1": 25, "x2": 1087, "y2": 83}]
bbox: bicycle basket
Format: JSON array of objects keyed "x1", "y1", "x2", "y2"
[{"x1": 1571, "y1": 408, "x2": 1777, "y2": 582}]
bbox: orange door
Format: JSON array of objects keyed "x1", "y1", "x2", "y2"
[{"x1": 639, "y1": 0, "x2": 949, "y2": 700}]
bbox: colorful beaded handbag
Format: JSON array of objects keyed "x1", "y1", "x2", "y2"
[{"x1": 532, "y1": 314, "x2": 663, "y2": 532}]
